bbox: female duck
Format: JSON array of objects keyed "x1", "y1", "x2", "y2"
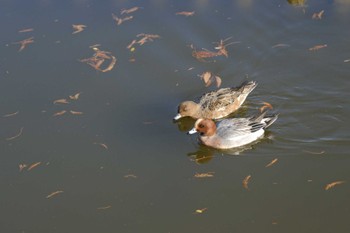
[
  {"x1": 174, "y1": 81, "x2": 257, "y2": 120},
  {"x1": 188, "y1": 111, "x2": 278, "y2": 149}
]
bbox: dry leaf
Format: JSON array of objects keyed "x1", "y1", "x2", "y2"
[
  {"x1": 242, "y1": 175, "x2": 251, "y2": 190},
  {"x1": 80, "y1": 48, "x2": 117, "y2": 72},
  {"x1": 6, "y1": 127, "x2": 24, "y2": 141},
  {"x1": 3, "y1": 111, "x2": 19, "y2": 117},
  {"x1": 215, "y1": 76, "x2": 222, "y2": 88},
  {"x1": 46, "y1": 190, "x2": 64, "y2": 199},
  {"x1": 265, "y1": 158, "x2": 278, "y2": 168},
  {"x1": 200, "y1": 71, "x2": 212, "y2": 86},
  {"x1": 124, "y1": 174, "x2": 137, "y2": 178},
  {"x1": 72, "y1": 24, "x2": 87, "y2": 34},
  {"x1": 176, "y1": 11, "x2": 195, "y2": 16},
  {"x1": 260, "y1": 101, "x2": 273, "y2": 112},
  {"x1": 18, "y1": 28, "x2": 34, "y2": 33},
  {"x1": 194, "y1": 172, "x2": 215, "y2": 178},
  {"x1": 54, "y1": 99, "x2": 69, "y2": 104},
  {"x1": 312, "y1": 10, "x2": 324, "y2": 20},
  {"x1": 13, "y1": 37, "x2": 34, "y2": 52},
  {"x1": 94, "y1": 142, "x2": 108, "y2": 150},
  {"x1": 19, "y1": 164, "x2": 28, "y2": 172},
  {"x1": 309, "y1": 44, "x2": 327, "y2": 51},
  {"x1": 272, "y1": 43, "x2": 290, "y2": 48},
  {"x1": 324, "y1": 181, "x2": 345, "y2": 190},
  {"x1": 53, "y1": 110, "x2": 67, "y2": 117},
  {"x1": 112, "y1": 13, "x2": 133, "y2": 25},
  {"x1": 121, "y1": 6, "x2": 141, "y2": 15},
  {"x1": 70, "y1": 110, "x2": 83, "y2": 115},
  {"x1": 27, "y1": 162, "x2": 41, "y2": 171},
  {"x1": 97, "y1": 205, "x2": 112, "y2": 210},
  {"x1": 195, "y1": 208, "x2": 207, "y2": 214},
  {"x1": 69, "y1": 92, "x2": 81, "y2": 100}
]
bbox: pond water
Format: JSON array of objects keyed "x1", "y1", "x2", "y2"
[{"x1": 1, "y1": 0, "x2": 350, "y2": 232}]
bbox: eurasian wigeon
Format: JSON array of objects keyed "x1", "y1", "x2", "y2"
[
  {"x1": 174, "y1": 81, "x2": 257, "y2": 120},
  {"x1": 188, "y1": 111, "x2": 278, "y2": 149}
]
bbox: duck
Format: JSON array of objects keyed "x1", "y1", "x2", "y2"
[
  {"x1": 174, "y1": 81, "x2": 257, "y2": 120},
  {"x1": 187, "y1": 111, "x2": 278, "y2": 149}
]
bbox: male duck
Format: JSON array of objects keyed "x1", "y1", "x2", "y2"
[
  {"x1": 174, "y1": 81, "x2": 257, "y2": 120},
  {"x1": 188, "y1": 111, "x2": 278, "y2": 149}
]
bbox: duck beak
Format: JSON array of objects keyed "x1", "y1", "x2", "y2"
[
  {"x1": 173, "y1": 113, "x2": 182, "y2": 120},
  {"x1": 187, "y1": 127, "x2": 198, "y2": 135}
]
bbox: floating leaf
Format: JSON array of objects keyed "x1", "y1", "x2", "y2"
[
  {"x1": 72, "y1": 24, "x2": 87, "y2": 34},
  {"x1": 53, "y1": 110, "x2": 67, "y2": 117},
  {"x1": 19, "y1": 164, "x2": 28, "y2": 172},
  {"x1": 324, "y1": 181, "x2": 345, "y2": 190},
  {"x1": 3, "y1": 111, "x2": 19, "y2": 117},
  {"x1": 46, "y1": 190, "x2": 64, "y2": 199},
  {"x1": 97, "y1": 205, "x2": 112, "y2": 210},
  {"x1": 215, "y1": 75, "x2": 222, "y2": 88},
  {"x1": 27, "y1": 162, "x2": 41, "y2": 171},
  {"x1": 121, "y1": 6, "x2": 142, "y2": 15},
  {"x1": 112, "y1": 13, "x2": 133, "y2": 25},
  {"x1": 176, "y1": 11, "x2": 195, "y2": 16},
  {"x1": 94, "y1": 142, "x2": 108, "y2": 150},
  {"x1": 54, "y1": 99, "x2": 69, "y2": 104},
  {"x1": 312, "y1": 10, "x2": 324, "y2": 20},
  {"x1": 309, "y1": 44, "x2": 327, "y2": 51},
  {"x1": 70, "y1": 110, "x2": 83, "y2": 115},
  {"x1": 242, "y1": 175, "x2": 251, "y2": 190},
  {"x1": 194, "y1": 172, "x2": 215, "y2": 178},
  {"x1": 13, "y1": 37, "x2": 34, "y2": 52},
  {"x1": 124, "y1": 174, "x2": 137, "y2": 178},
  {"x1": 265, "y1": 158, "x2": 278, "y2": 168},
  {"x1": 69, "y1": 92, "x2": 82, "y2": 100},
  {"x1": 6, "y1": 127, "x2": 24, "y2": 141},
  {"x1": 18, "y1": 28, "x2": 34, "y2": 33},
  {"x1": 195, "y1": 208, "x2": 207, "y2": 214}
]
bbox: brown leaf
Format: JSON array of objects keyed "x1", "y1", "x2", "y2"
[
  {"x1": 13, "y1": 37, "x2": 34, "y2": 52},
  {"x1": 6, "y1": 127, "x2": 24, "y2": 141},
  {"x1": 18, "y1": 28, "x2": 34, "y2": 33},
  {"x1": 260, "y1": 101, "x2": 273, "y2": 112},
  {"x1": 54, "y1": 99, "x2": 69, "y2": 104},
  {"x1": 265, "y1": 158, "x2": 278, "y2": 168},
  {"x1": 70, "y1": 110, "x2": 83, "y2": 115},
  {"x1": 312, "y1": 10, "x2": 324, "y2": 20},
  {"x1": 46, "y1": 190, "x2": 64, "y2": 199},
  {"x1": 27, "y1": 162, "x2": 41, "y2": 171},
  {"x1": 19, "y1": 164, "x2": 28, "y2": 172},
  {"x1": 215, "y1": 75, "x2": 222, "y2": 88},
  {"x1": 324, "y1": 181, "x2": 345, "y2": 190},
  {"x1": 176, "y1": 11, "x2": 195, "y2": 16},
  {"x1": 72, "y1": 24, "x2": 87, "y2": 34},
  {"x1": 94, "y1": 142, "x2": 108, "y2": 150},
  {"x1": 69, "y1": 92, "x2": 82, "y2": 100},
  {"x1": 3, "y1": 111, "x2": 19, "y2": 117},
  {"x1": 53, "y1": 110, "x2": 67, "y2": 117},
  {"x1": 200, "y1": 71, "x2": 212, "y2": 86},
  {"x1": 195, "y1": 208, "x2": 207, "y2": 214},
  {"x1": 242, "y1": 175, "x2": 251, "y2": 190},
  {"x1": 194, "y1": 172, "x2": 215, "y2": 178},
  {"x1": 309, "y1": 44, "x2": 327, "y2": 51},
  {"x1": 121, "y1": 6, "x2": 141, "y2": 15}
]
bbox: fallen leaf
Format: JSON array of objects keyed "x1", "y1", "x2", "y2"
[
  {"x1": 46, "y1": 190, "x2": 64, "y2": 199},
  {"x1": 215, "y1": 75, "x2": 222, "y2": 88},
  {"x1": 124, "y1": 174, "x2": 137, "y2": 178},
  {"x1": 195, "y1": 208, "x2": 207, "y2": 214},
  {"x1": 69, "y1": 92, "x2": 82, "y2": 100},
  {"x1": 176, "y1": 11, "x2": 195, "y2": 16},
  {"x1": 324, "y1": 181, "x2": 345, "y2": 190},
  {"x1": 309, "y1": 44, "x2": 327, "y2": 51},
  {"x1": 265, "y1": 158, "x2": 278, "y2": 168},
  {"x1": 312, "y1": 10, "x2": 324, "y2": 20},
  {"x1": 194, "y1": 172, "x2": 215, "y2": 178},
  {"x1": 271, "y1": 43, "x2": 290, "y2": 48},
  {"x1": 13, "y1": 37, "x2": 34, "y2": 52},
  {"x1": 303, "y1": 150, "x2": 325, "y2": 155},
  {"x1": 80, "y1": 47, "x2": 117, "y2": 72},
  {"x1": 54, "y1": 99, "x2": 69, "y2": 104},
  {"x1": 18, "y1": 28, "x2": 34, "y2": 33},
  {"x1": 27, "y1": 162, "x2": 41, "y2": 171},
  {"x1": 112, "y1": 13, "x2": 133, "y2": 25},
  {"x1": 94, "y1": 142, "x2": 108, "y2": 150},
  {"x1": 6, "y1": 127, "x2": 24, "y2": 141},
  {"x1": 97, "y1": 205, "x2": 112, "y2": 210},
  {"x1": 53, "y1": 110, "x2": 67, "y2": 117},
  {"x1": 70, "y1": 110, "x2": 83, "y2": 115},
  {"x1": 242, "y1": 175, "x2": 251, "y2": 190},
  {"x1": 121, "y1": 6, "x2": 142, "y2": 15},
  {"x1": 19, "y1": 164, "x2": 28, "y2": 172},
  {"x1": 3, "y1": 111, "x2": 19, "y2": 117},
  {"x1": 72, "y1": 24, "x2": 87, "y2": 34},
  {"x1": 260, "y1": 101, "x2": 273, "y2": 112},
  {"x1": 200, "y1": 71, "x2": 212, "y2": 86}
]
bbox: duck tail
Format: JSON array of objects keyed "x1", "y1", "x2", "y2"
[
  {"x1": 262, "y1": 113, "x2": 278, "y2": 129},
  {"x1": 238, "y1": 80, "x2": 257, "y2": 94}
]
